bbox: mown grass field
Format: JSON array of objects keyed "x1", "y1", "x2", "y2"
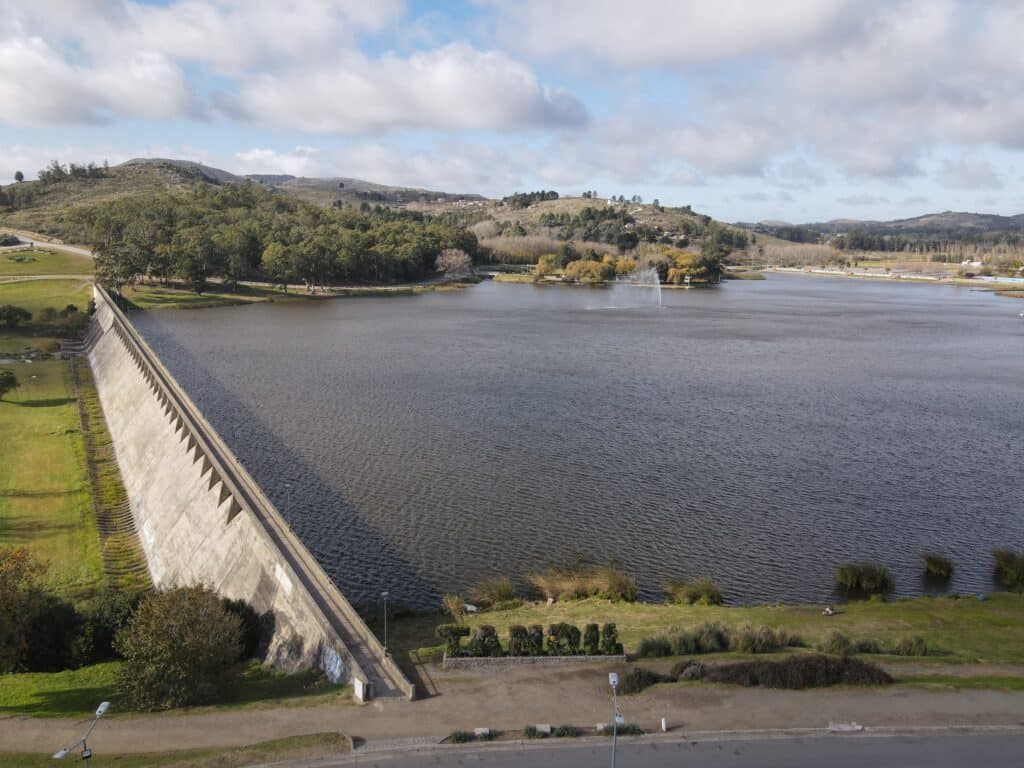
[
  {"x1": 0, "y1": 249, "x2": 93, "y2": 276},
  {"x1": 396, "y1": 593, "x2": 1024, "y2": 667},
  {"x1": 0, "y1": 661, "x2": 351, "y2": 719},
  {"x1": 0, "y1": 733, "x2": 349, "y2": 768},
  {"x1": 0, "y1": 359, "x2": 105, "y2": 600},
  {"x1": 0, "y1": 278, "x2": 93, "y2": 316},
  {"x1": 121, "y1": 282, "x2": 296, "y2": 310}
]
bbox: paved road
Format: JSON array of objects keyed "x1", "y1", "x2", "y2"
[
  {"x1": 0, "y1": 229, "x2": 94, "y2": 258},
  {"x1": 316, "y1": 733, "x2": 1024, "y2": 767}
]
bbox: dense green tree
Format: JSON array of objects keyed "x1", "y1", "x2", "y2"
[
  {"x1": 13, "y1": 171, "x2": 23, "y2": 182},
  {"x1": 0, "y1": 548, "x2": 43, "y2": 672},
  {"x1": 0, "y1": 368, "x2": 18, "y2": 400},
  {"x1": 114, "y1": 586, "x2": 242, "y2": 710},
  {"x1": 0, "y1": 305, "x2": 31, "y2": 329}
]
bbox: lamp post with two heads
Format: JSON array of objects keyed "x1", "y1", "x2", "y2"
[{"x1": 53, "y1": 701, "x2": 109, "y2": 762}]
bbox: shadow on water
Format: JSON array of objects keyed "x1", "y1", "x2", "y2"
[{"x1": 125, "y1": 318, "x2": 437, "y2": 637}]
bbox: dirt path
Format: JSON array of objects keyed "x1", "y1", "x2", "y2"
[{"x1": 5, "y1": 662, "x2": 1024, "y2": 756}]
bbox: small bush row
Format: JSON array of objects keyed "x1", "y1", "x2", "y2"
[
  {"x1": 636, "y1": 622, "x2": 804, "y2": 658},
  {"x1": 819, "y1": 629, "x2": 928, "y2": 657},
  {"x1": 624, "y1": 654, "x2": 891, "y2": 693},
  {"x1": 437, "y1": 622, "x2": 623, "y2": 658},
  {"x1": 522, "y1": 724, "x2": 588, "y2": 739}
]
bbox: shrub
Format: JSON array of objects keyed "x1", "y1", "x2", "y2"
[
  {"x1": 820, "y1": 629, "x2": 853, "y2": 656},
  {"x1": 38, "y1": 307, "x2": 58, "y2": 322},
  {"x1": 436, "y1": 623, "x2": 470, "y2": 656},
  {"x1": 523, "y1": 725, "x2": 546, "y2": 739},
  {"x1": 730, "y1": 623, "x2": 781, "y2": 654},
  {"x1": 0, "y1": 304, "x2": 31, "y2": 329},
  {"x1": 526, "y1": 559, "x2": 637, "y2": 602},
  {"x1": 547, "y1": 623, "x2": 582, "y2": 655},
  {"x1": 441, "y1": 594, "x2": 465, "y2": 623},
  {"x1": 693, "y1": 622, "x2": 730, "y2": 653},
  {"x1": 465, "y1": 625, "x2": 503, "y2": 657},
  {"x1": 891, "y1": 636, "x2": 928, "y2": 657},
  {"x1": 553, "y1": 725, "x2": 582, "y2": 738},
  {"x1": 600, "y1": 623, "x2": 623, "y2": 655},
  {"x1": 508, "y1": 625, "x2": 543, "y2": 657},
  {"x1": 836, "y1": 562, "x2": 894, "y2": 596},
  {"x1": 114, "y1": 586, "x2": 243, "y2": 710},
  {"x1": 668, "y1": 628, "x2": 697, "y2": 656},
  {"x1": 993, "y1": 548, "x2": 1024, "y2": 592},
  {"x1": 0, "y1": 547, "x2": 45, "y2": 672},
  {"x1": 670, "y1": 659, "x2": 706, "y2": 681},
  {"x1": 636, "y1": 636, "x2": 673, "y2": 658},
  {"x1": 854, "y1": 638, "x2": 883, "y2": 654},
  {"x1": 471, "y1": 576, "x2": 516, "y2": 607},
  {"x1": 448, "y1": 730, "x2": 474, "y2": 743},
  {"x1": 602, "y1": 723, "x2": 644, "y2": 736},
  {"x1": 665, "y1": 578, "x2": 724, "y2": 606},
  {"x1": 221, "y1": 598, "x2": 262, "y2": 660},
  {"x1": 25, "y1": 594, "x2": 80, "y2": 672},
  {"x1": 705, "y1": 655, "x2": 893, "y2": 689},
  {"x1": 617, "y1": 667, "x2": 668, "y2": 694},
  {"x1": 583, "y1": 623, "x2": 600, "y2": 655},
  {"x1": 528, "y1": 624, "x2": 545, "y2": 656},
  {"x1": 922, "y1": 553, "x2": 955, "y2": 580}
]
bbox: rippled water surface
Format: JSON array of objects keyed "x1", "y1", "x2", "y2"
[{"x1": 132, "y1": 275, "x2": 1024, "y2": 607}]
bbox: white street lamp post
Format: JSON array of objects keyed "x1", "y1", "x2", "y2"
[
  {"x1": 54, "y1": 701, "x2": 109, "y2": 762},
  {"x1": 609, "y1": 672, "x2": 620, "y2": 768},
  {"x1": 381, "y1": 590, "x2": 389, "y2": 651}
]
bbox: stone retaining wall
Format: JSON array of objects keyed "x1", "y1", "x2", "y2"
[{"x1": 442, "y1": 654, "x2": 627, "y2": 671}]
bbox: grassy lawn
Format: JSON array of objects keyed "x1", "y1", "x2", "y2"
[
  {"x1": 121, "y1": 282, "x2": 296, "y2": 310},
  {"x1": 0, "y1": 278, "x2": 93, "y2": 316},
  {"x1": 0, "y1": 733, "x2": 349, "y2": 768},
  {"x1": 396, "y1": 593, "x2": 1024, "y2": 667},
  {"x1": 0, "y1": 250, "x2": 93, "y2": 276},
  {"x1": 0, "y1": 661, "x2": 351, "y2": 719},
  {"x1": 0, "y1": 359, "x2": 105, "y2": 600}
]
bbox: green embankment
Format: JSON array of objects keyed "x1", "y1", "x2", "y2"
[
  {"x1": 0, "y1": 359, "x2": 105, "y2": 600},
  {"x1": 0, "y1": 278, "x2": 93, "y2": 316},
  {"x1": 399, "y1": 593, "x2": 1024, "y2": 666},
  {"x1": 120, "y1": 282, "x2": 295, "y2": 310},
  {"x1": 0, "y1": 733, "x2": 349, "y2": 768},
  {"x1": 71, "y1": 358, "x2": 150, "y2": 593},
  {"x1": 0, "y1": 249, "x2": 94, "y2": 276},
  {"x1": 0, "y1": 662, "x2": 352, "y2": 719}
]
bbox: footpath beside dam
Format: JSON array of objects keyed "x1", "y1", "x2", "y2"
[{"x1": 87, "y1": 285, "x2": 413, "y2": 701}]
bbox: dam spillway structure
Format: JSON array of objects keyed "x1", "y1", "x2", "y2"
[{"x1": 86, "y1": 285, "x2": 413, "y2": 702}]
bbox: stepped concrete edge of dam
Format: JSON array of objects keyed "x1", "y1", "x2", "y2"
[{"x1": 87, "y1": 285, "x2": 414, "y2": 702}]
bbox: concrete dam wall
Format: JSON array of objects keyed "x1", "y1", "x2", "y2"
[{"x1": 87, "y1": 286, "x2": 413, "y2": 701}]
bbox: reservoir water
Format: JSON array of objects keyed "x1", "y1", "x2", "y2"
[{"x1": 132, "y1": 274, "x2": 1024, "y2": 608}]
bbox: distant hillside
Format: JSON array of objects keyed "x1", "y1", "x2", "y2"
[
  {"x1": 249, "y1": 174, "x2": 486, "y2": 207},
  {"x1": 0, "y1": 158, "x2": 756, "y2": 267},
  {"x1": 809, "y1": 211, "x2": 1024, "y2": 236},
  {"x1": 0, "y1": 158, "x2": 487, "y2": 236}
]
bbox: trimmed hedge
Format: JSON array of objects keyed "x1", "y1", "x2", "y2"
[
  {"x1": 704, "y1": 654, "x2": 892, "y2": 689},
  {"x1": 440, "y1": 621, "x2": 621, "y2": 658}
]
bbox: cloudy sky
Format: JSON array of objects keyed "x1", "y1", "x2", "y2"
[{"x1": 1, "y1": 0, "x2": 1022, "y2": 222}]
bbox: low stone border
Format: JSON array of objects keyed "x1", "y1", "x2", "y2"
[{"x1": 442, "y1": 654, "x2": 627, "y2": 671}]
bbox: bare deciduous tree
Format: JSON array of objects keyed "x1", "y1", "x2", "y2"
[{"x1": 435, "y1": 248, "x2": 473, "y2": 277}]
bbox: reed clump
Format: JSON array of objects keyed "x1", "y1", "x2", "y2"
[{"x1": 527, "y1": 559, "x2": 637, "y2": 602}]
